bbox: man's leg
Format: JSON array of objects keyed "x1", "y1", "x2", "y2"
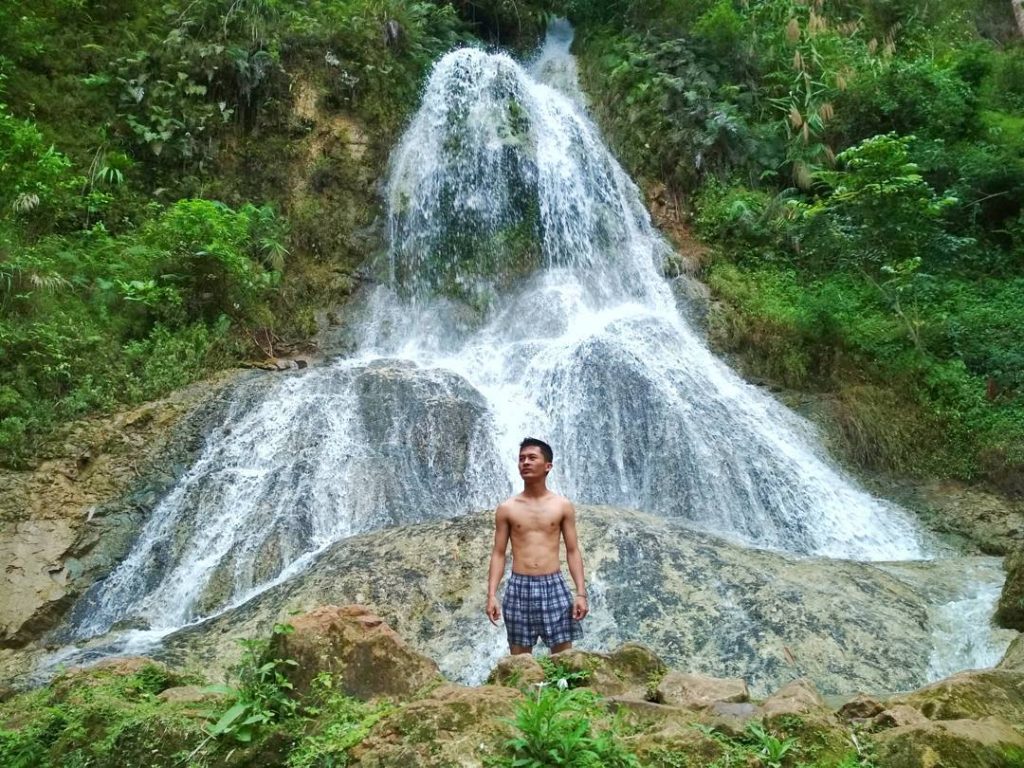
[
  {"x1": 509, "y1": 644, "x2": 533, "y2": 655},
  {"x1": 550, "y1": 642, "x2": 572, "y2": 654}
]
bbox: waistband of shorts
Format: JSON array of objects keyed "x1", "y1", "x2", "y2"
[{"x1": 508, "y1": 571, "x2": 565, "y2": 584}]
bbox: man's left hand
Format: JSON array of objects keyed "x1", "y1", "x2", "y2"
[{"x1": 573, "y1": 594, "x2": 588, "y2": 621}]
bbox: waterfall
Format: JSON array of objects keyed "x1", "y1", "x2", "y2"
[{"x1": 58, "y1": 22, "x2": 1008, "y2": 680}]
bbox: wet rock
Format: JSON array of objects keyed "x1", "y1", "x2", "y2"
[
  {"x1": 656, "y1": 670, "x2": 749, "y2": 709},
  {"x1": 996, "y1": 634, "x2": 1024, "y2": 672},
  {"x1": 154, "y1": 508, "x2": 1005, "y2": 697},
  {"x1": 888, "y1": 669, "x2": 1024, "y2": 722},
  {"x1": 349, "y1": 683, "x2": 521, "y2": 767},
  {"x1": 873, "y1": 704, "x2": 930, "y2": 730},
  {"x1": 871, "y1": 716, "x2": 1024, "y2": 768},
  {"x1": 0, "y1": 371, "x2": 244, "y2": 652},
  {"x1": 487, "y1": 654, "x2": 545, "y2": 689},
  {"x1": 762, "y1": 678, "x2": 830, "y2": 721},
  {"x1": 837, "y1": 692, "x2": 884, "y2": 721},
  {"x1": 269, "y1": 605, "x2": 441, "y2": 700},
  {"x1": 995, "y1": 548, "x2": 1024, "y2": 630},
  {"x1": 548, "y1": 645, "x2": 669, "y2": 701}
]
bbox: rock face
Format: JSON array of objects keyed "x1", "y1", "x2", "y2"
[
  {"x1": 656, "y1": 671, "x2": 749, "y2": 709},
  {"x1": 269, "y1": 605, "x2": 441, "y2": 699},
  {"x1": 0, "y1": 371, "x2": 244, "y2": 652},
  {"x1": 998, "y1": 635, "x2": 1024, "y2": 672},
  {"x1": 134, "y1": 507, "x2": 1011, "y2": 698},
  {"x1": 887, "y1": 669, "x2": 1024, "y2": 723},
  {"x1": 996, "y1": 548, "x2": 1024, "y2": 630},
  {"x1": 873, "y1": 717, "x2": 1024, "y2": 768}
]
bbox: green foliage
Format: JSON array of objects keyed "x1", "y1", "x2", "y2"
[
  {"x1": 203, "y1": 622, "x2": 299, "y2": 743},
  {"x1": 497, "y1": 686, "x2": 639, "y2": 768},
  {"x1": 835, "y1": 58, "x2": 977, "y2": 145},
  {"x1": 0, "y1": 663, "x2": 208, "y2": 768},
  {"x1": 792, "y1": 133, "x2": 964, "y2": 272},
  {"x1": 747, "y1": 722, "x2": 797, "y2": 768},
  {"x1": 0, "y1": 199, "x2": 283, "y2": 464},
  {"x1": 537, "y1": 656, "x2": 592, "y2": 689},
  {"x1": 286, "y1": 672, "x2": 390, "y2": 768}
]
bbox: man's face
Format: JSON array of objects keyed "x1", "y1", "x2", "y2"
[{"x1": 518, "y1": 446, "x2": 552, "y2": 479}]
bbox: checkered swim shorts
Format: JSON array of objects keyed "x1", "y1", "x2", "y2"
[{"x1": 502, "y1": 571, "x2": 583, "y2": 649}]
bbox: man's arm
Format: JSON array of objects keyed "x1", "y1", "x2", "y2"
[
  {"x1": 486, "y1": 503, "x2": 510, "y2": 625},
  {"x1": 562, "y1": 501, "x2": 588, "y2": 621}
]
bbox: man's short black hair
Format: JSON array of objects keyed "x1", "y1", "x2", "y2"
[{"x1": 519, "y1": 437, "x2": 553, "y2": 463}]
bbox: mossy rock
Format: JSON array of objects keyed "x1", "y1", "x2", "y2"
[
  {"x1": 0, "y1": 659, "x2": 271, "y2": 768},
  {"x1": 872, "y1": 717, "x2": 1024, "y2": 768},
  {"x1": 996, "y1": 549, "x2": 1024, "y2": 631},
  {"x1": 890, "y1": 670, "x2": 1024, "y2": 724}
]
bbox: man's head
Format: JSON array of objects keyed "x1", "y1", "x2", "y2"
[{"x1": 518, "y1": 437, "x2": 553, "y2": 480}]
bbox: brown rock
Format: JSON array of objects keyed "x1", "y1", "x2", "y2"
[
  {"x1": 762, "y1": 677, "x2": 828, "y2": 720},
  {"x1": 350, "y1": 683, "x2": 521, "y2": 767},
  {"x1": 996, "y1": 549, "x2": 1024, "y2": 631},
  {"x1": 157, "y1": 685, "x2": 222, "y2": 705},
  {"x1": 872, "y1": 704, "x2": 930, "y2": 730},
  {"x1": 270, "y1": 604, "x2": 441, "y2": 700},
  {"x1": 656, "y1": 670, "x2": 750, "y2": 709},
  {"x1": 997, "y1": 634, "x2": 1024, "y2": 673},
  {"x1": 487, "y1": 654, "x2": 545, "y2": 689},
  {"x1": 872, "y1": 716, "x2": 1024, "y2": 768},
  {"x1": 837, "y1": 693, "x2": 884, "y2": 721},
  {"x1": 889, "y1": 669, "x2": 1024, "y2": 723},
  {"x1": 546, "y1": 643, "x2": 667, "y2": 700}
]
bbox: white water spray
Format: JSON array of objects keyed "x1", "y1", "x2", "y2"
[{"x1": 58, "y1": 23, "x2": 1009, "y2": 683}]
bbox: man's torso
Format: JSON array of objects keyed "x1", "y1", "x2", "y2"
[{"x1": 506, "y1": 493, "x2": 566, "y2": 575}]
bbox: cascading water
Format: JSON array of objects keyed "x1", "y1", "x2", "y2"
[{"x1": 56, "y1": 21, "x2": 1010, "y2": 682}]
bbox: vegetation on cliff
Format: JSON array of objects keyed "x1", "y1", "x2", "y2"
[
  {"x1": 2, "y1": 0, "x2": 1022, "y2": 493},
  {"x1": 0, "y1": 0, "x2": 547, "y2": 466},
  {"x1": 569, "y1": 0, "x2": 1024, "y2": 492}
]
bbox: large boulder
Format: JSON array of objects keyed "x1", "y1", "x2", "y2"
[
  {"x1": 655, "y1": 670, "x2": 749, "y2": 709},
  {"x1": 151, "y1": 508, "x2": 1010, "y2": 699},
  {"x1": 888, "y1": 669, "x2": 1024, "y2": 724},
  {"x1": 487, "y1": 654, "x2": 545, "y2": 689},
  {"x1": 872, "y1": 717, "x2": 1024, "y2": 768},
  {"x1": 997, "y1": 634, "x2": 1024, "y2": 673},
  {"x1": 349, "y1": 683, "x2": 521, "y2": 767},
  {"x1": 996, "y1": 549, "x2": 1024, "y2": 631},
  {"x1": 269, "y1": 605, "x2": 441, "y2": 700},
  {"x1": 762, "y1": 678, "x2": 830, "y2": 720}
]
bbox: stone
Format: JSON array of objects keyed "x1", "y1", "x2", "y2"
[
  {"x1": 837, "y1": 692, "x2": 885, "y2": 721},
  {"x1": 996, "y1": 549, "x2": 1024, "y2": 631},
  {"x1": 656, "y1": 670, "x2": 749, "y2": 709},
  {"x1": 269, "y1": 604, "x2": 441, "y2": 700},
  {"x1": 157, "y1": 685, "x2": 222, "y2": 705},
  {"x1": 487, "y1": 654, "x2": 545, "y2": 689},
  {"x1": 0, "y1": 370, "x2": 243, "y2": 655},
  {"x1": 872, "y1": 705, "x2": 930, "y2": 730},
  {"x1": 888, "y1": 669, "x2": 1024, "y2": 723},
  {"x1": 156, "y1": 508, "x2": 1012, "y2": 698},
  {"x1": 349, "y1": 683, "x2": 521, "y2": 767},
  {"x1": 997, "y1": 634, "x2": 1024, "y2": 673},
  {"x1": 548, "y1": 645, "x2": 667, "y2": 701},
  {"x1": 762, "y1": 678, "x2": 829, "y2": 720},
  {"x1": 872, "y1": 716, "x2": 1024, "y2": 768}
]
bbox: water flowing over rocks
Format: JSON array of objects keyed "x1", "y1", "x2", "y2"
[
  {"x1": 11, "y1": 20, "x2": 1012, "y2": 700},
  {"x1": 0, "y1": 370, "x2": 245, "y2": 651},
  {"x1": 141, "y1": 507, "x2": 1011, "y2": 698}
]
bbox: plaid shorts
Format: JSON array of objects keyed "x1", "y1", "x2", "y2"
[{"x1": 502, "y1": 571, "x2": 583, "y2": 649}]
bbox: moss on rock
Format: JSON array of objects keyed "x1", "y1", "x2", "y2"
[{"x1": 996, "y1": 549, "x2": 1024, "y2": 631}]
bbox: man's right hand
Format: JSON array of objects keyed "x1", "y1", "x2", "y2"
[{"x1": 486, "y1": 596, "x2": 501, "y2": 625}]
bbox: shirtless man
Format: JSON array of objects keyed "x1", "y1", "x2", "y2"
[{"x1": 486, "y1": 437, "x2": 588, "y2": 654}]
